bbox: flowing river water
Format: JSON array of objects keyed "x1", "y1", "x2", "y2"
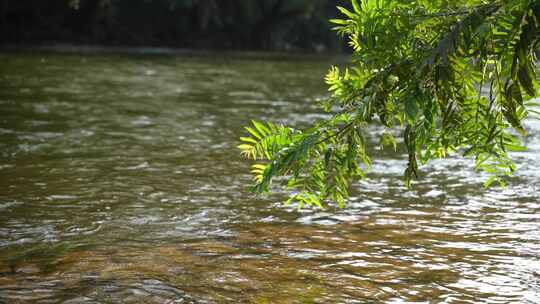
[{"x1": 0, "y1": 51, "x2": 539, "y2": 303}]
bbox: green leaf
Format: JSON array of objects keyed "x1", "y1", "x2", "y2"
[{"x1": 351, "y1": 0, "x2": 362, "y2": 13}]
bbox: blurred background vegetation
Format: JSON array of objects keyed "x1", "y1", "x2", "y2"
[{"x1": 0, "y1": 0, "x2": 351, "y2": 52}]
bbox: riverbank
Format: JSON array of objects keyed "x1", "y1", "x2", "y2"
[{"x1": 0, "y1": 44, "x2": 350, "y2": 61}]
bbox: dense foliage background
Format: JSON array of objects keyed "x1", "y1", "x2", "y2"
[{"x1": 0, "y1": 0, "x2": 350, "y2": 51}]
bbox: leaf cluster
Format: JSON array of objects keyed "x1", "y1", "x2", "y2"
[{"x1": 240, "y1": 0, "x2": 540, "y2": 208}]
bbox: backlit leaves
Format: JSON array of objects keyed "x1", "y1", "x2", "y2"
[{"x1": 240, "y1": 0, "x2": 540, "y2": 208}]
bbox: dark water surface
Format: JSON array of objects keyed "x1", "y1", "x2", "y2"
[{"x1": 0, "y1": 52, "x2": 539, "y2": 303}]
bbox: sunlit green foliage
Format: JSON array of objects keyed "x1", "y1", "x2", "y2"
[{"x1": 240, "y1": 0, "x2": 540, "y2": 208}]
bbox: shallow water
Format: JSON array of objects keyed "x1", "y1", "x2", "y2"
[{"x1": 0, "y1": 52, "x2": 539, "y2": 303}]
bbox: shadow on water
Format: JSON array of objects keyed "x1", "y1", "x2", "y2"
[{"x1": 0, "y1": 51, "x2": 539, "y2": 303}]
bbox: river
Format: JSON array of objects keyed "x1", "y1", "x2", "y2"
[{"x1": 0, "y1": 51, "x2": 539, "y2": 303}]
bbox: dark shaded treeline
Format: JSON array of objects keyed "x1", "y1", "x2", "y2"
[{"x1": 0, "y1": 0, "x2": 351, "y2": 52}]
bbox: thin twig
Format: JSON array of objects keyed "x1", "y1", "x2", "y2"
[{"x1": 316, "y1": 121, "x2": 356, "y2": 145}]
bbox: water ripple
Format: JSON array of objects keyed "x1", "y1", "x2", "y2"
[{"x1": 0, "y1": 53, "x2": 539, "y2": 303}]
